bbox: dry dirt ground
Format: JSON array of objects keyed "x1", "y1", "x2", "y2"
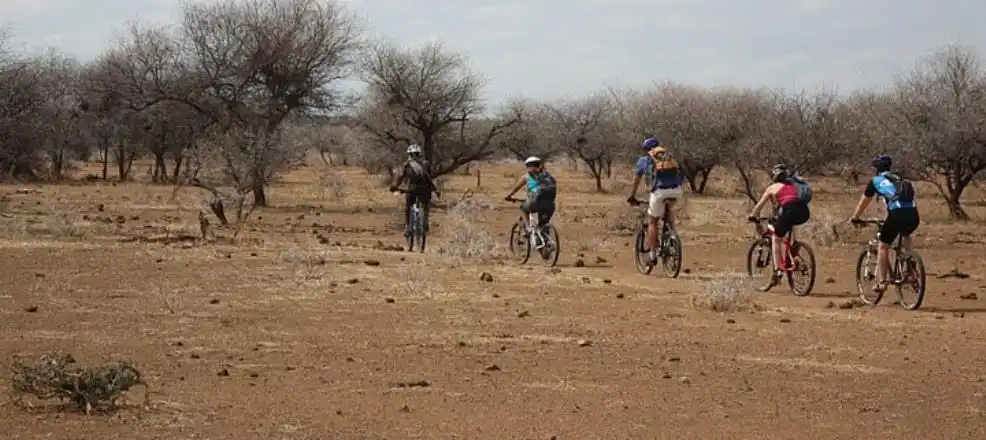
[{"x1": 2, "y1": 160, "x2": 986, "y2": 440}]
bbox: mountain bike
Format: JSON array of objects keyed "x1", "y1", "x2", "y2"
[
  {"x1": 746, "y1": 217, "x2": 816, "y2": 296},
  {"x1": 850, "y1": 219, "x2": 926, "y2": 310},
  {"x1": 627, "y1": 198, "x2": 682, "y2": 278},
  {"x1": 505, "y1": 197, "x2": 560, "y2": 267},
  {"x1": 395, "y1": 189, "x2": 427, "y2": 253}
]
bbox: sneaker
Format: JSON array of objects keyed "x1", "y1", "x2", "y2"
[{"x1": 768, "y1": 270, "x2": 784, "y2": 286}]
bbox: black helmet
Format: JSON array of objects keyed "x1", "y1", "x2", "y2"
[
  {"x1": 871, "y1": 155, "x2": 891, "y2": 172},
  {"x1": 770, "y1": 164, "x2": 790, "y2": 182}
]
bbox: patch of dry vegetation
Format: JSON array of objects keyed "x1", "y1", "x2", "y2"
[
  {"x1": 435, "y1": 197, "x2": 502, "y2": 263},
  {"x1": 10, "y1": 351, "x2": 148, "y2": 414},
  {"x1": 690, "y1": 272, "x2": 757, "y2": 313}
]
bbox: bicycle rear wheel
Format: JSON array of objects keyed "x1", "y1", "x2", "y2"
[
  {"x1": 854, "y1": 247, "x2": 882, "y2": 305},
  {"x1": 416, "y1": 204, "x2": 427, "y2": 253},
  {"x1": 634, "y1": 227, "x2": 653, "y2": 275},
  {"x1": 406, "y1": 209, "x2": 418, "y2": 252},
  {"x1": 661, "y1": 229, "x2": 682, "y2": 278},
  {"x1": 745, "y1": 238, "x2": 774, "y2": 292},
  {"x1": 786, "y1": 241, "x2": 816, "y2": 296},
  {"x1": 508, "y1": 221, "x2": 531, "y2": 264},
  {"x1": 895, "y1": 250, "x2": 926, "y2": 310},
  {"x1": 537, "y1": 225, "x2": 560, "y2": 267}
]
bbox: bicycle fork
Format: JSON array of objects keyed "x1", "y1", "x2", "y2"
[{"x1": 527, "y1": 213, "x2": 547, "y2": 249}]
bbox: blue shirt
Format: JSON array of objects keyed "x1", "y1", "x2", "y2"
[
  {"x1": 865, "y1": 172, "x2": 916, "y2": 210},
  {"x1": 635, "y1": 155, "x2": 682, "y2": 191}
]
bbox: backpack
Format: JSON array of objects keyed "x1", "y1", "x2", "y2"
[
  {"x1": 531, "y1": 171, "x2": 557, "y2": 198},
  {"x1": 788, "y1": 175, "x2": 813, "y2": 203},
  {"x1": 647, "y1": 147, "x2": 679, "y2": 175},
  {"x1": 876, "y1": 172, "x2": 915, "y2": 202},
  {"x1": 405, "y1": 160, "x2": 431, "y2": 188}
]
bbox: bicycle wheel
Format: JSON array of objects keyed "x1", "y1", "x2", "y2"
[
  {"x1": 537, "y1": 225, "x2": 561, "y2": 267},
  {"x1": 634, "y1": 227, "x2": 653, "y2": 275},
  {"x1": 786, "y1": 241, "x2": 816, "y2": 296},
  {"x1": 745, "y1": 238, "x2": 775, "y2": 292},
  {"x1": 894, "y1": 250, "x2": 926, "y2": 311},
  {"x1": 661, "y1": 229, "x2": 682, "y2": 278},
  {"x1": 405, "y1": 209, "x2": 417, "y2": 252},
  {"x1": 416, "y1": 204, "x2": 427, "y2": 253},
  {"x1": 854, "y1": 247, "x2": 882, "y2": 305},
  {"x1": 508, "y1": 220, "x2": 531, "y2": 264}
]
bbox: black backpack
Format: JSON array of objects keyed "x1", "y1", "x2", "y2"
[{"x1": 881, "y1": 172, "x2": 915, "y2": 202}]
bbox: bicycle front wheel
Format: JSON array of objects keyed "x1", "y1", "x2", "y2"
[
  {"x1": 416, "y1": 207, "x2": 427, "y2": 253},
  {"x1": 509, "y1": 221, "x2": 531, "y2": 264},
  {"x1": 662, "y1": 231, "x2": 682, "y2": 278},
  {"x1": 634, "y1": 227, "x2": 653, "y2": 275},
  {"x1": 406, "y1": 211, "x2": 418, "y2": 252},
  {"x1": 854, "y1": 247, "x2": 882, "y2": 305},
  {"x1": 895, "y1": 250, "x2": 926, "y2": 311},
  {"x1": 786, "y1": 241, "x2": 816, "y2": 296},
  {"x1": 746, "y1": 238, "x2": 774, "y2": 292}
]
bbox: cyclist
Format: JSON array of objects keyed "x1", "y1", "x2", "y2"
[
  {"x1": 747, "y1": 164, "x2": 811, "y2": 286},
  {"x1": 504, "y1": 156, "x2": 557, "y2": 247},
  {"x1": 626, "y1": 137, "x2": 683, "y2": 265},
  {"x1": 389, "y1": 144, "x2": 440, "y2": 238},
  {"x1": 849, "y1": 154, "x2": 919, "y2": 293}
]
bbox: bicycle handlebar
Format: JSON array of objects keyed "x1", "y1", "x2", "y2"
[
  {"x1": 505, "y1": 197, "x2": 524, "y2": 203},
  {"x1": 626, "y1": 198, "x2": 644, "y2": 207},
  {"x1": 748, "y1": 216, "x2": 774, "y2": 223}
]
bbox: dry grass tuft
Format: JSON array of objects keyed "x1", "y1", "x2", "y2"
[
  {"x1": 278, "y1": 247, "x2": 327, "y2": 282},
  {"x1": 690, "y1": 272, "x2": 757, "y2": 312},
  {"x1": 436, "y1": 198, "x2": 498, "y2": 262},
  {"x1": 10, "y1": 351, "x2": 148, "y2": 414}
]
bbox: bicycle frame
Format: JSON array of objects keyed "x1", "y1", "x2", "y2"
[{"x1": 754, "y1": 219, "x2": 796, "y2": 271}]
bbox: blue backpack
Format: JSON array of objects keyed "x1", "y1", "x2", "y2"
[
  {"x1": 789, "y1": 175, "x2": 813, "y2": 203},
  {"x1": 875, "y1": 172, "x2": 915, "y2": 203}
]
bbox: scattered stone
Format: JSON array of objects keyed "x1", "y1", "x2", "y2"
[
  {"x1": 603, "y1": 279, "x2": 612, "y2": 284},
  {"x1": 960, "y1": 292, "x2": 978, "y2": 300},
  {"x1": 615, "y1": 293, "x2": 624, "y2": 299},
  {"x1": 484, "y1": 364, "x2": 501, "y2": 371},
  {"x1": 826, "y1": 301, "x2": 836, "y2": 308},
  {"x1": 581, "y1": 277, "x2": 591, "y2": 284},
  {"x1": 492, "y1": 293, "x2": 500, "y2": 298},
  {"x1": 726, "y1": 318, "x2": 735, "y2": 324},
  {"x1": 249, "y1": 372, "x2": 259, "y2": 378},
  {"x1": 250, "y1": 252, "x2": 258, "y2": 257},
  {"x1": 683, "y1": 268, "x2": 691, "y2": 274},
  {"x1": 779, "y1": 318, "x2": 791, "y2": 323},
  {"x1": 190, "y1": 354, "x2": 200, "y2": 359},
  {"x1": 667, "y1": 357, "x2": 681, "y2": 362},
  {"x1": 217, "y1": 368, "x2": 230, "y2": 376},
  {"x1": 574, "y1": 259, "x2": 585, "y2": 267},
  {"x1": 392, "y1": 380, "x2": 430, "y2": 388},
  {"x1": 34, "y1": 272, "x2": 45, "y2": 278},
  {"x1": 24, "y1": 305, "x2": 38, "y2": 313},
  {"x1": 577, "y1": 339, "x2": 592, "y2": 347},
  {"x1": 517, "y1": 310, "x2": 531, "y2": 318},
  {"x1": 400, "y1": 404, "x2": 411, "y2": 412},
  {"x1": 679, "y1": 376, "x2": 691, "y2": 384},
  {"x1": 479, "y1": 272, "x2": 494, "y2": 282},
  {"x1": 938, "y1": 268, "x2": 970, "y2": 279},
  {"x1": 363, "y1": 259, "x2": 380, "y2": 266},
  {"x1": 209, "y1": 299, "x2": 220, "y2": 304},
  {"x1": 661, "y1": 373, "x2": 672, "y2": 379},
  {"x1": 346, "y1": 278, "x2": 359, "y2": 284},
  {"x1": 384, "y1": 297, "x2": 395, "y2": 304},
  {"x1": 595, "y1": 256, "x2": 607, "y2": 264},
  {"x1": 825, "y1": 276, "x2": 836, "y2": 283}
]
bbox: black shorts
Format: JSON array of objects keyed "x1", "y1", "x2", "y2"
[
  {"x1": 879, "y1": 207, "x2": 919, "y2": 245},
  {"x1": 771, "y1": 201, "x2": 810, "y2": 237},
  {"x1": 520, "y1": 198, "x2": 555, "y2": 226}
]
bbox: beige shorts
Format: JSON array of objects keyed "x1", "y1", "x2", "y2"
[{"x1": 648, "y1": 186, "x2": 683, "y2": 218}]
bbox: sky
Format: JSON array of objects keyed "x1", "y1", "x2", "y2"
[{"x1": 2, "y1": 0, "x2": 984, "y2": 104}]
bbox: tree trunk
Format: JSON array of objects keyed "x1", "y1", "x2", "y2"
[
  {"x1": 735, "y1": 165, "x2": 758, "y2": 203},
  {"x1": 101, "y1": 144, "x2": 109, "y2": 180},
  {"x1": 152, "y1": 152, "x2": 167, "y2": 183},
  {"x1": 252, "y1": 184, "x2": 267, "y2": 207},
  {"x1": 171, "y1": 156, "x2": 184, "y2": 183}
]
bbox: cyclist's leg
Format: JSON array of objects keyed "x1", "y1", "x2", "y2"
[
  {"x1": 403, "y1": 192, "x2": 415, "y2": 236},
  {"x1": 770, "y1": 208, "x2": 795, "y2": 278},
  {"x1": 662, "y1": 186, "x2": 683, "y2": 232},
  {"x1": 538, "y1": 201, "x2": 555, "y2": 227},
  {"x1": 876, "y1": 212, "x2": 902, "y2": 289},
  {"x1": 646, "y1": 190, "x2": 664, "y2": 260},
  {"x1": 899, "y1": 208, "x2": 919, "y2": 253}
]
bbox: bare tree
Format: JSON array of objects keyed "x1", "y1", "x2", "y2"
[
  {"x1": 494, "y1": 98, "x2": 559, "y2": 161},
  {"x1": 890, "y1": 45, "x2": 986, "y2": 219},
  {"x1": 544, "y1": 93, "x2": 615, "y2": 192},
  {"x1": 0, "y1": 44, "x2": 47, "y2": 179},
  {"x1": 360, "y1": 41, "x2": 519, "y2": 176}
]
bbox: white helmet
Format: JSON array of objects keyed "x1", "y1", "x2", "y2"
[
  {"x1": 407, "y1": 144, "x2": 422, "y2": 155},
  {"x1": 523, "y1": 156, "x2": 542, "y2": 166}
]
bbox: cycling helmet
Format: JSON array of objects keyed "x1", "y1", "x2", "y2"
[
  {"x1": 407, "y1": 144, "x2": 422, "y2": 155},
  {"x1": 641, "y1": 137, "x2": 660, "y2": 149},
  {"x1": 770, "y1": 164, "x2": 790, "y2": 182},
  {"x1": 871, "y1": 154, "x2": 891, "y2": 172},
  {"x1": 523, "y1": 156, "x2": 542, "y2": 166}
]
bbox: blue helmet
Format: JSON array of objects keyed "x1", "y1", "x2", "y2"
[
  {"x1": 641, "y1": 137, "x2": 660, "y2": 149},
  {"x1": 871, "y1": 155, "x2": 891, "y2": 172}
]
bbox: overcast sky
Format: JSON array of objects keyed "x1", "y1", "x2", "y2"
[{"x1": 2, "y1": 0, "x2": 983, "y2": 104}]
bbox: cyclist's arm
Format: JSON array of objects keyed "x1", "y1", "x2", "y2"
[
  {"x1": 850, "y1": 181, "x2": 878, "y2": 219},
  {"x1": 390, "y1": 163, "x2": 408, "y2": 189},
  {"x1": 505, "y1": 175, "x2": 525, "y2": 199},
  {"x1": 628, "y1": 156, "x2": 649, "y2": 199},
  {"x1": 749, "y1": 184, "x2": 776, "y2": 217}
]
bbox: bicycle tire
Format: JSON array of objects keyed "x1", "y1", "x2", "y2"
[
  {"x1": 406, "y1": 209, "x2": 418, "y2": 252},
  {"x1": 895, "y1": 250, "x2": 927, "y2": 311},
  {"x1": 508, "y1": 221, "x2": 531, "y2": 264},
  {"x1": 662, "y1": 230, "x2": 682, "y2": 278},
  {"x1": 416, "y1": 204, "x2": 427, "y2": 253},
  {"x1": 537, "y1": 225, "x2": 561, "y2": 267},
  {"x1": 786, "y1": 240, "x2": 816, "y2": 296},
  {"x1": 745, "y1": 238, "x2": 774, "y2": 292},
  {"x1": 854, "y1": 246, "x2": 882, "y2": 305},
  {"x1": 634, "y1": 227, "x2": 654, "y2": 275}
]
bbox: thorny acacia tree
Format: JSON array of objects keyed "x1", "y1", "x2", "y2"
[
  {"x1": 543, "y1": 93, "x2": 616, "y2": 192},
  {"x1": 360, "y1": 41, "x2": 520, "y2": 176}
]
